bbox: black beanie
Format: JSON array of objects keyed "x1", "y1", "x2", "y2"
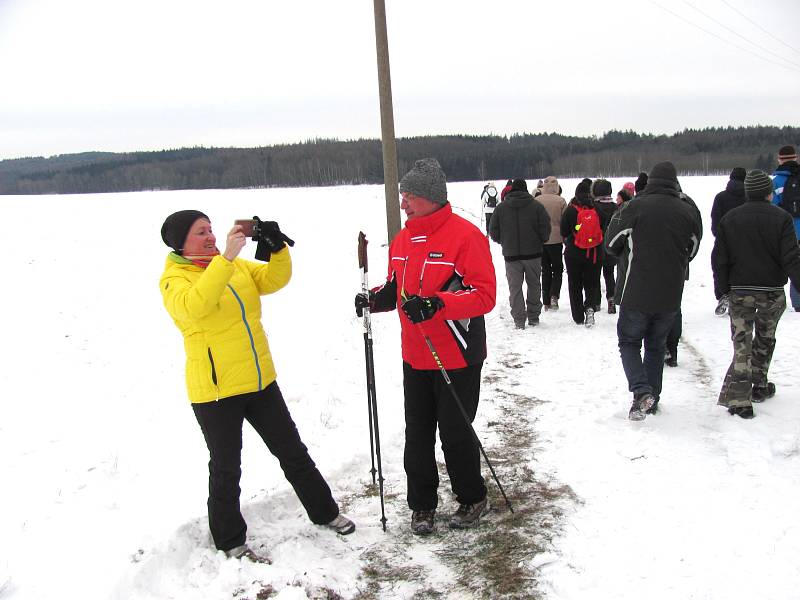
[
  {"x1": 649, "y1": 161, "x2": 678, "y2": 183},
  {"x1": 592, "y1": 179, "x2": 612, "y2": 197},
  {"x1": 634, "y1": 172, "x2": 648, "y2": 193},
  {"x1": 575, "y1": 180, "x2": 592, "y2": 198},
  {"x1": 744, "y1": 169, "x2": 773, "y2": 199},
  {"x1": 161, "y1": 210, "x2": 209, "y2": 254},
  {"x1": 511, "y1": 178, "x2": 528, "y2": 191},
  {"x1": 730, "y1": 167, "x2": 747, "y2": 182}
]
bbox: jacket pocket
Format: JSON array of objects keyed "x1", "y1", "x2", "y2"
[{"x1": 207, "y1": 348, "x2": 218, "y2": 385}]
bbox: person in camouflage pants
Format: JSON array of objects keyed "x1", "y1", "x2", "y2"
[
  {"x1": 712, "y1": 169, "x2": 800, "y2": 418},
  {"x1": 717, "y1": 290, "x2": 785, "y2": 409}
]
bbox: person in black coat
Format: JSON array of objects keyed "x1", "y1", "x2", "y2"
[
  {"x1": 489, "y1": 178, "x2": 551, "y2": 328},
  {"x1": 712, "y1": 170, "x2": 800, "y2": 418},
  {"x1": 710, "y1": 167, "x2": 747, "y2": 316},
  {"x1": 605, "y1": 161, "x2": 703, "y2": 420},
  {"x1": 561, "y1": 180, "x2": 609, "y2": 326},
  {"x1": 592, "y1": 179, "x2": 619, "y2": 313}
]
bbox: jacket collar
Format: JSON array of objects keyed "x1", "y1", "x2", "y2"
[{"x1": 405, "y1": 202, "x2": 452, "y2": 236}]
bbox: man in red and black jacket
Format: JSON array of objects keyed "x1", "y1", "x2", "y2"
[{"x1": 355, "y1": 158, "x2": 496, "y2": 535}]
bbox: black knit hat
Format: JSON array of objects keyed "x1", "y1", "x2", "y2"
[
  {"x1": 730, "y1": 167, "x2": 747, "y2": 182},
  {"x1": 744, "y1": 169, "x2": 773, "y2": 200},
  {"x1": 575, "y1": 180, "x2": 592, "y2": 198},
  {"x1": 592, "y1": 179, "x2": 612, "y2": 197},
  {"x1": 634, "y1": 172, "x2": 648, "y2": 193},
  {"x1": 399, "y1": 158, "x2": 448, "y2": 205},
  {"x1": 161, "y1": 210, "x2": 209, "y2": 254},
  {"x1": 511, "y1": 178, "x2": 528, "y2": 191},
  {"x1": 649, "y1": 161, "x2": 678, "y2": 183}
]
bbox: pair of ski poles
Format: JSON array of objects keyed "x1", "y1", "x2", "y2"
[{"x1": 357, "y1": 232, "x2": 513, "y2": 532}]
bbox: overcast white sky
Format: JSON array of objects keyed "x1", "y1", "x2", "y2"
[{"x1": 0, "y1": 0, "x2": 798, "y2": 160}]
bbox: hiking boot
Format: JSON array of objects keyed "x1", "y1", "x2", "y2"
[
  {"x1": 752, "y1": 382, "x2": 776, "y2": 403},
  {"x1": 628, "y1": 393, "x2": 655, "y2": 421},
  {"x1": 544, "y1": 304, "x2": 550, "y2": 311},
  {"x1": 411, "y1": 510, "x2": 436, "y2": 535},
  {"x1": 665, "y1": 354, "x2": 678, "y2": 368},
  {"x1": 224, "y1": 544, "x2": 271, "y2": 564},
  {"x1": 645, "y1": 398, "x2": 660, "y2": 415},
  {"x1": 550, "y1": 297, "x2": 559, "y2": 310},
  {"x1": 528, "y1": 317, "x2": 540, "y2": 327},
  {"x1": 514, "y1": 321, "x2": 526, "y2": 330},
  {"x1": 608, "y1": 299, "x2": 616, "y2": 314},
  {"x1": 715, "y1": 295, "x2": 729, "y2": 316},
  {"x1": 728, "y1": 406, "x2": 755, "y2": 419},
  {"x1": 585, "y1": 307, "x2": 595, "y2": 328},
  {"x1": 325, "y1": 513, "x2": 356, "y2": 535},
  {"x1": 448, "y1": 497, "x2": 489, "y2": 529}
]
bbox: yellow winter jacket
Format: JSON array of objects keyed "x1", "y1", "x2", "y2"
[{"x1": 160, "y1": 248, "x2": 292, "y2": 403}]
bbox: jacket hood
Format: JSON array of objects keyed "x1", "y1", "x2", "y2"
[
  {"x1": 725, "y1": 179, "x2": 745, "y2": 196},
  {"x1": 504, "y1": 189, "x2": 534, "y2": 208},
  {"x1": 542, "y1": 176, "x2": 559, "y2": 195}
]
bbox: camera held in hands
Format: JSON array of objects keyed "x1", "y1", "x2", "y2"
[{"x1": 238, "y1": 216, "x2": 295, "y2": 262}]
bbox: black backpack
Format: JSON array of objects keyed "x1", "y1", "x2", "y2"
[{"x1": 780, "y1": 173, "x2": 800, "y2": 217}]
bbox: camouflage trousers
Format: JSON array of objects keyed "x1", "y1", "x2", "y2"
[{"x1": 717, "y1": 289, "x2": 786, "y2": 408}]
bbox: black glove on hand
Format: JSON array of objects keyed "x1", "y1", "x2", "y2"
[
  {"x1": 401, "y1": 295, "x2": 444, "y2": 324},
  {"x1": 355, "y1": 291, "x2": 375, "y2": 317},
  {"x1": 258, "y1": 220, "x2": 295, "y2": 253}
]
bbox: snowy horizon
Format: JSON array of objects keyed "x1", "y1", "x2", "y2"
[{"x1": 2, "y1": 176, "x2": 800, "y2": 599}]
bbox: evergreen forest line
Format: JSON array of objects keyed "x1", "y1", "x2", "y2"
[{"x1": 1, "y1": 126, "x2": 797, "y2": 195}]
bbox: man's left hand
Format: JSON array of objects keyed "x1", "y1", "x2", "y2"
[{"x1": 401, "y1": 295, "x2": 444, "y2": 324}]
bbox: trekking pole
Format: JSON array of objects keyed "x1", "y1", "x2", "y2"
[
  {"x1": 403, "y1": 291, "x2": 514, "y2": 513},
  {"x1": 358, "y1": 232, "x2": 388, "y2": 531}
]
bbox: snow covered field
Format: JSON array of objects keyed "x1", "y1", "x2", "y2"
[{"x1": 2, "y1": 175, "x2": 800, "y2": 599}]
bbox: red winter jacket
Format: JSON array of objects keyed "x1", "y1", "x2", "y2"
[{"x1": 372, "y1": 203, "x2": 496, "y2": 370}]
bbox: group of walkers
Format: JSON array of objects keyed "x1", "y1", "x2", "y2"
[
  {"x1": 156, "y1": 146, "x2": 800, "y2": 560},
  {"x1": 483, "y1": 143, "x2": 800, "y2": 422}
]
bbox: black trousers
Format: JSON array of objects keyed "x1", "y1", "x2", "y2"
[
  {"x1": 666, "y1": 309, "x2": 682, "y2": 357},
  {"x1": 403, "y1": 361, "x2": 486, "y2": 511},
  {"x1": 564, "y1": 253, "x2": 603, "y2": 324},
  {"x1": 192, "y1": 381, "x2": 338, "y2": 551},
  {"x1": 541, "y1": 243, "x2": 564, "y2": 305},
  {"x1": 601, "y1": 255, "x2": 616, "y2": 302}
]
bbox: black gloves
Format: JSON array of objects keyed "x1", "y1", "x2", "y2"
[
  {"x1": 401, "y1": 295, "x2": 444, "y2": 324},
  {"x1": 253, "y1": 218, "x2": 295, "y2": 262},
  {"x1": 258, "y1": 220, "x2": 294, "y2": 253},
  {"x1": 355, "y1": 292, "x2": 375, "y2": 317}
]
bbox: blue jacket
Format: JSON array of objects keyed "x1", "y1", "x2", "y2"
[{"x1": 772, "y1": 161, "x2": 800, "y2": 237}]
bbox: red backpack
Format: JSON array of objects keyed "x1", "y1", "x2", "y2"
[{"x1": 573, "y1": 205, "x2": 603, "y2": 262}]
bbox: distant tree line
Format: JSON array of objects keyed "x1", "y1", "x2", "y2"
[{"x1": 1, "y1": 125, "x2": 797, "y2": 195}]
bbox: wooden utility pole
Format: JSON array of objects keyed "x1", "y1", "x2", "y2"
[{"x1": 372, "y1": 0, "x2": 401, "y2": 241}]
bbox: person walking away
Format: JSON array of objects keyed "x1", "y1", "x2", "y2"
[
  {"x1": 772, "y1": 145, "x2": 800, "y2": 312},
  {"x1": 605, "y1": 161, "x2": 702, "y2": 420},
  {"x1": 664, "y1": 187, "x2": 703, "y2": 369},
  {"x1": 561, "y1": 180, "x2": 607, "y2": 327},
  {"x1": 712, "y1": 170, "x2": 800, "y2": 418},
  {"x1": 536, "y1": 176, "x2": 567, "y2": 311},
  {"x1": 500, "y1": 179, "x2": 513, "y2": 201},
  {"x1": 354, "y1": 158, "x2": 497, "y2": 534},
  {"x1": 488, "y1": 178, "x2": 551, "y2": 328},
  {"x1": 634, "y1": 172, "x2": 648, "y2": 196},
  {"x1": 481, "y1": 182, "x2": 499, "y2": 235},
  {"x1": 710, "y1": 167, "x2": 747, "y2": 316},
  {"x1": 160, "y1": 210, "x2": 354, "y2": 563},
  {"x1": 592, "y1": 179, "x2": 618, "y2": 313}
]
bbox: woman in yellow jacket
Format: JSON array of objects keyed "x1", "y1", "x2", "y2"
[{"x1": 160, "y1": 210, "x2": 354, "y2": 562}]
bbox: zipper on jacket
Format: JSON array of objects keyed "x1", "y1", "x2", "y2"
[
  {"x1": 207, "y1": 347, "x2": 218, "y2": 385},
  {"x1": 227, "y1": 283, "x2": 263, "y2": 390}
]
